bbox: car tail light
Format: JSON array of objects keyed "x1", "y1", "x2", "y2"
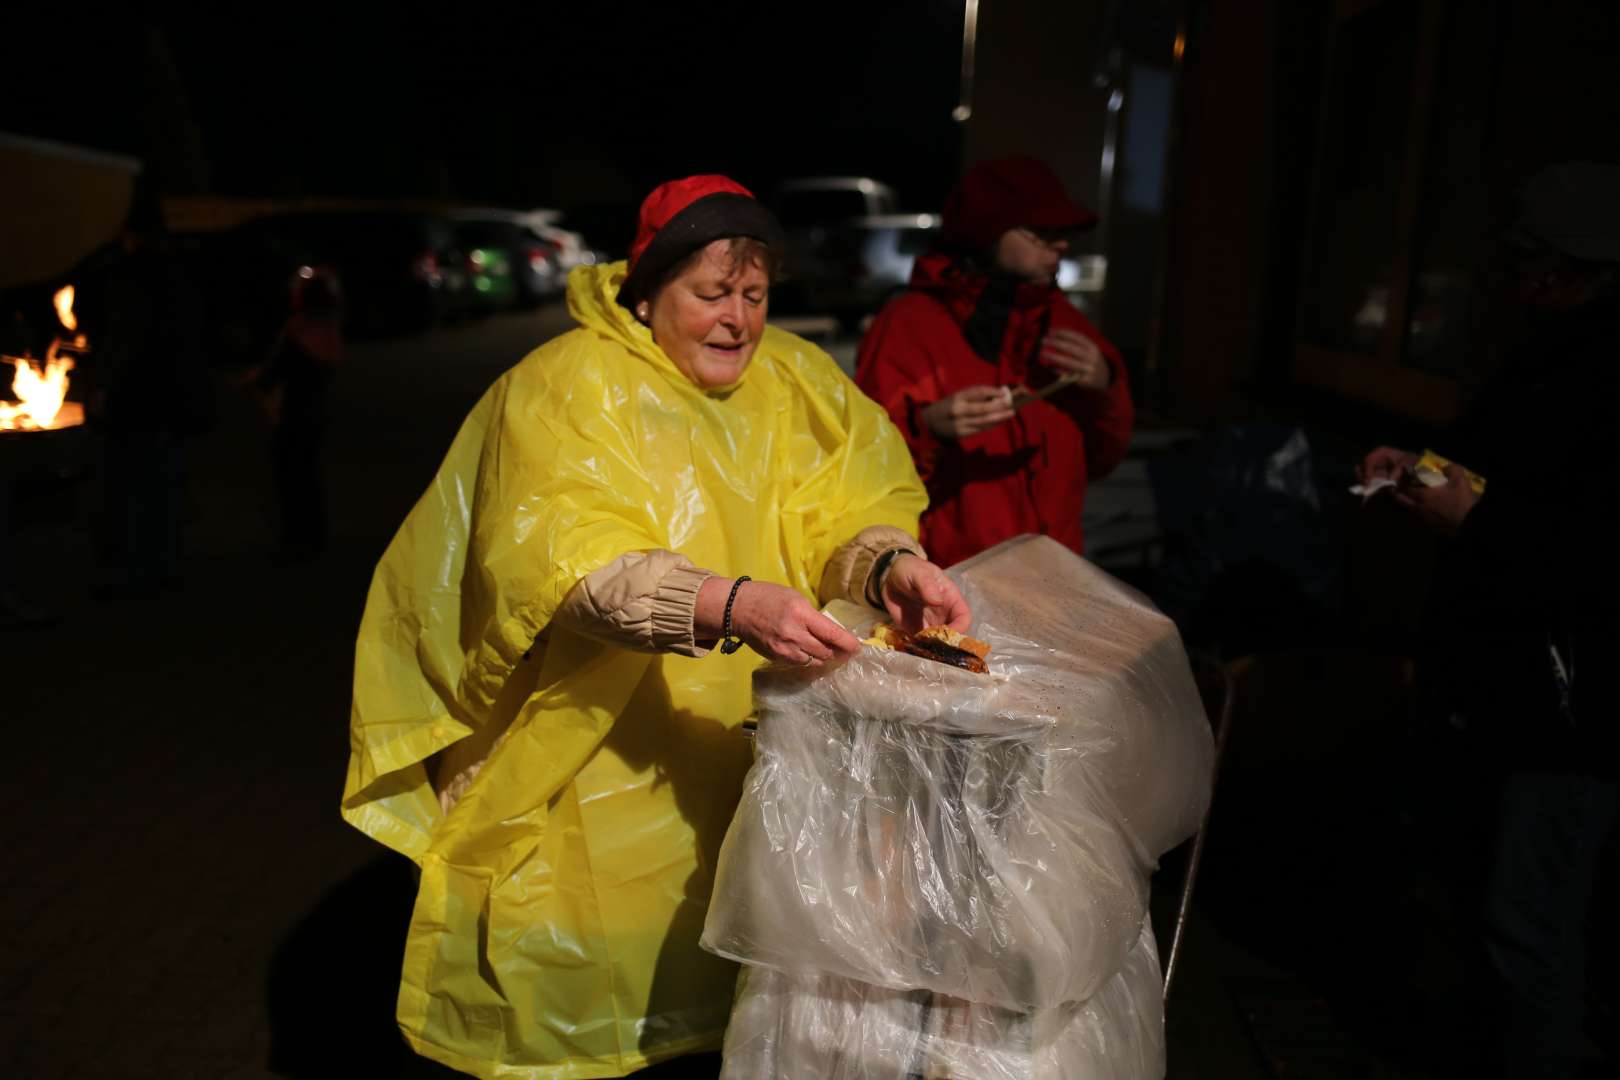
[{"x1": 411, "y1": 250, "x2": 440, "y2": 279}]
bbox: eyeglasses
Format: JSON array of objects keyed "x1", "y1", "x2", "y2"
[{"x1": 1014, "y1": 227, "x2": 1071, "y2": 249}]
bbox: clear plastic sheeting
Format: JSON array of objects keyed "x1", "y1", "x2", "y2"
[
  {"x1": 719, "y1": 920, "x2": 1166, "y2": 1080},
  {"x1": 703, "y1": 533, "x2": 1213, "y2": 1016}
]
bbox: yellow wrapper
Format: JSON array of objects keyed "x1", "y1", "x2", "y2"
[{"x1": 1416, "y1": 449, "x2": 1487, "y2": 494}]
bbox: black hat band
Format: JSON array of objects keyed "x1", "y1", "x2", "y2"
[{"x1": 618, "y1": 193, "x2": 785, "y2": 311}]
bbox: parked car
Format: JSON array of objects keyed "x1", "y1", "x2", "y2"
[
  {"x1": 1057, "y1": 254, "x2": 1107, "y2": 321},
  {"x1": 772, "y1": 177, "x2": 900, "y2": 227},
  {"x1": 786, "y1": 213, "x2": 939, "y2": 329},
  {"x1": 520, "y1": 209, "x2": 607, "y2": 274},
  {"x1": 449, "y1": 218, "x2": 523, "y2": 313},
  {"x1": 769, "y1": 178, "x2": 906, "y2": 327},
  {"x1": 849, "y1": 213, "x2": 939, "y2": 308},
  {"x1": 541, "y1": 204, "x2": 630, "y2": 263},
  {"x1": 451, "y1": 210, "x2": 563, "y2": 307},
  {"x1": 230, "y1": 211, "x2": 468, "y2": 336}
]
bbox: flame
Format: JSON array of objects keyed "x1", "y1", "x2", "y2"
[
  {"x1": 0, "y1": 355, "x2": 76, "y2": 430},
  {"x1": 54, "y1": 285, "x2": 77, "y2": 333},
  {"x1": 1, "y1": 283, "x2": 86, "y2": 431}
]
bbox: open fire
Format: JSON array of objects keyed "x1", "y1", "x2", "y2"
[{"x1": 1, "y1": 285, "x2": 87, "y2": 432}]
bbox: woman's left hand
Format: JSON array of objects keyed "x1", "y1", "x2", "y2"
[
  {"x1": 1038, "y1": 328, "x2": 1111, "y2": 390},
  {"x1": 881, "y1": 555, "x2": 972, "y2": 634}
]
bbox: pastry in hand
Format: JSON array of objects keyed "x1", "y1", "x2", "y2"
[{"x1": 866, "y1": 623, "x2": 991, "y2": 674}]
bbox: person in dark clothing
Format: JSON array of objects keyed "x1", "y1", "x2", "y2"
[
  {"x1": 79, "y1": 191, "x2": 211, "y2": 590},
  {"x1": 249, "y1": 269, "x2": 343, "y2": 557},
  {"x1": 855, "y1": 157, "x2": 1134, "y2": 569},
  {"x1": 1360, "y1": 162, "x2": 1620, "y2": 1079},
  {"x1": 1, "y1": 310, "x2": 45, "y2": 626}
]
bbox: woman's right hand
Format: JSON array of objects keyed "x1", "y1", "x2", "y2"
[
  {"x1": 919, "y1": 385, "x2": 1016, "y2": 440},
  {"x1": 1358, "y1": 446, "x2": 1418, "y2": 486},
  {"x1": 701, "y1": 578, "x2": 861, "y2": 666}
]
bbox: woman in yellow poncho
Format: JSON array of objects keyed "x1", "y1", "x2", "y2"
[{"x1": 341, "y1": 175, "x2": 971, "y2": 1078}]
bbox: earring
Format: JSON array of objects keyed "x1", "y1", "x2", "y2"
[{"x1": 636, "y1": 303, "x2": 650, "y2": 322}]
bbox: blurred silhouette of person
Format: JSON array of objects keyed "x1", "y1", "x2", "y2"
[
  {"x1": 78, "y1": 180, "x2": 211, "y2": 592},
  {"x1": 856, "y1": 156, "x2": 1134, "y2": 568},
  {"x1": 0, "y1": 457, "x2": 38, "y2": 627},
  {"x1": 1359, "y1": 162, "x2": 1620, "y2": 1079},
  {"x1": 1, "y1": 310, "x2": 43, "y2": 626},
  {"x1": 244, "y1": 268, "x2": 343, "y2": 558}
]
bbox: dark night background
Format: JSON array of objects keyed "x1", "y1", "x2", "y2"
[{"x1": 5, "y1": 3, "x2": 966, "y2": 220}]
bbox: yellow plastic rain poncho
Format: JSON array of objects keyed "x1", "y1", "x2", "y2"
[{"x1": 342, "y1": 261, "x2": 927, "y2": 1078}]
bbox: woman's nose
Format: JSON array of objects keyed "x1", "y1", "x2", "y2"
[{"x1": 719, "y1": 296, "x2": 746, "y2": 330}]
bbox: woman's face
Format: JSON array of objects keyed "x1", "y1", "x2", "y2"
[
  {"x1": 993, "y1": 227, "x2": 1069, "y2": 285},
  {"x1": 647, "y1": 240, "x2": 769, "y2": 389},
  {"x1": 1514, "y1": 248, "x2": 1605, "y2": 312}
]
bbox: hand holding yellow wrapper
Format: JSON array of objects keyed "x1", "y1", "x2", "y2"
[
  {"x1": 1413, "y1": 449, "x2": 1487, "y2": 494},
  {"x1": 1349, "y1": 448, "x2": 1486, "y2": 501}
]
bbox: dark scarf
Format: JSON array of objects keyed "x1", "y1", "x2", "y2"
[
  {"x1": 962, "y1": 270, "x2": 1023, "y2": 365},
  {"x1": 910, "y1": 253, "x2": 1058, "y2": 375}
]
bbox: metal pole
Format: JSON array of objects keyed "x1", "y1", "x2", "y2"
[
  {"x1": 1096, "y1": 85, "x2": 1125, "y2": 276},
  {"x1": 1144, "y1": 2, "x2": 1189, "y2": 381},
  {"x1": 954, "y1": 0, "x2": 981, "y2": 123}
]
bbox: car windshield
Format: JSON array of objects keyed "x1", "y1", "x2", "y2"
[
  {"x1": 457, "y1": 221, "x2": 520, "y2": 245},
  {"x1": 554, "y1": 205, "x2": 633, "y2": 258},
  {"x1": 776, "y1": 190, "x2": 871, "y2": 227},
  {"x1": 896, "y1": 227, "x2": 936, "y2": 255}
]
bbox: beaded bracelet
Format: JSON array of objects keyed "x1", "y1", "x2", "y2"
[{"x1": 719, "y1": 576, "x2": 751, "y2": 655}]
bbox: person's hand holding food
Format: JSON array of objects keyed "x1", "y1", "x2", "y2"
[
  {"x1": 698, "y1": 577, "x2": 861, "y2": 667},
  {"x1": 920, "y1": 385, "x2": 1016, "y2": 440},
  {"x1": 878, "y1": 554, "x2": 972, "y2": 634}
]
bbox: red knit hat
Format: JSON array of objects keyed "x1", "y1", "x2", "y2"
[
  {"x1": 619, "y1": 174, "x2": 785, "y2": 310},
  {"x1": 940, "y1": 156, "x2": 1098, "y2": 253}
]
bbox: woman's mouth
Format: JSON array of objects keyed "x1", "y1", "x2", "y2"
[{"x1": 704, "y1": 341, "x2": 747, "y2": 355}]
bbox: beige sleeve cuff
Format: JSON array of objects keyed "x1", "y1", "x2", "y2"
[
  {"x1": 555, "y1": 550, "x2": 717, "y2": 658},
  {"x1": 818, "y1": 524, "x2": 926, "y2": 608}
]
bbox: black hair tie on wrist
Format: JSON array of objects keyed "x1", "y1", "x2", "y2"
[
  {"x1": 720, "y1": 576, "x2": 750, "y2": 655},
  {"x1": 866, "y1": 548, "x2": 912, "y2": 608}
]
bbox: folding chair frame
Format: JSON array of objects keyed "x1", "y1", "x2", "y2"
[{"x1": 1162, "y1": 653, "x2": 1235, "y2": 1001}]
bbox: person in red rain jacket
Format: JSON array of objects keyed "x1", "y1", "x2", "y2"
[{"x1": 856, "y1": 156, "x2": 1134, "y2": 569}]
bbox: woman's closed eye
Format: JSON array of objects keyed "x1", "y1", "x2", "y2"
[{"x1": 694, "y1": 283, "x2": 766, "y2": 303}]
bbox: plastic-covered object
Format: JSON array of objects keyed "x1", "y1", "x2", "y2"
[
  {"x1": 341, "y1": 262, "x2": 926, "y2": 1078},
  {"x1": 720, "y1": 920, "x2": 1166, "y2": 1080},
  {"x1": 703, "y1": 534, "x2": 1213, "y2": 1009}
]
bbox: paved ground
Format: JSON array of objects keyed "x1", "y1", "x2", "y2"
[
  {"x1": 4, "y1": 305, "x2": 1559, "y2": 1078},
  {"x1": 3, "y1": 308, "x2": 568, "y2": 1080}
]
